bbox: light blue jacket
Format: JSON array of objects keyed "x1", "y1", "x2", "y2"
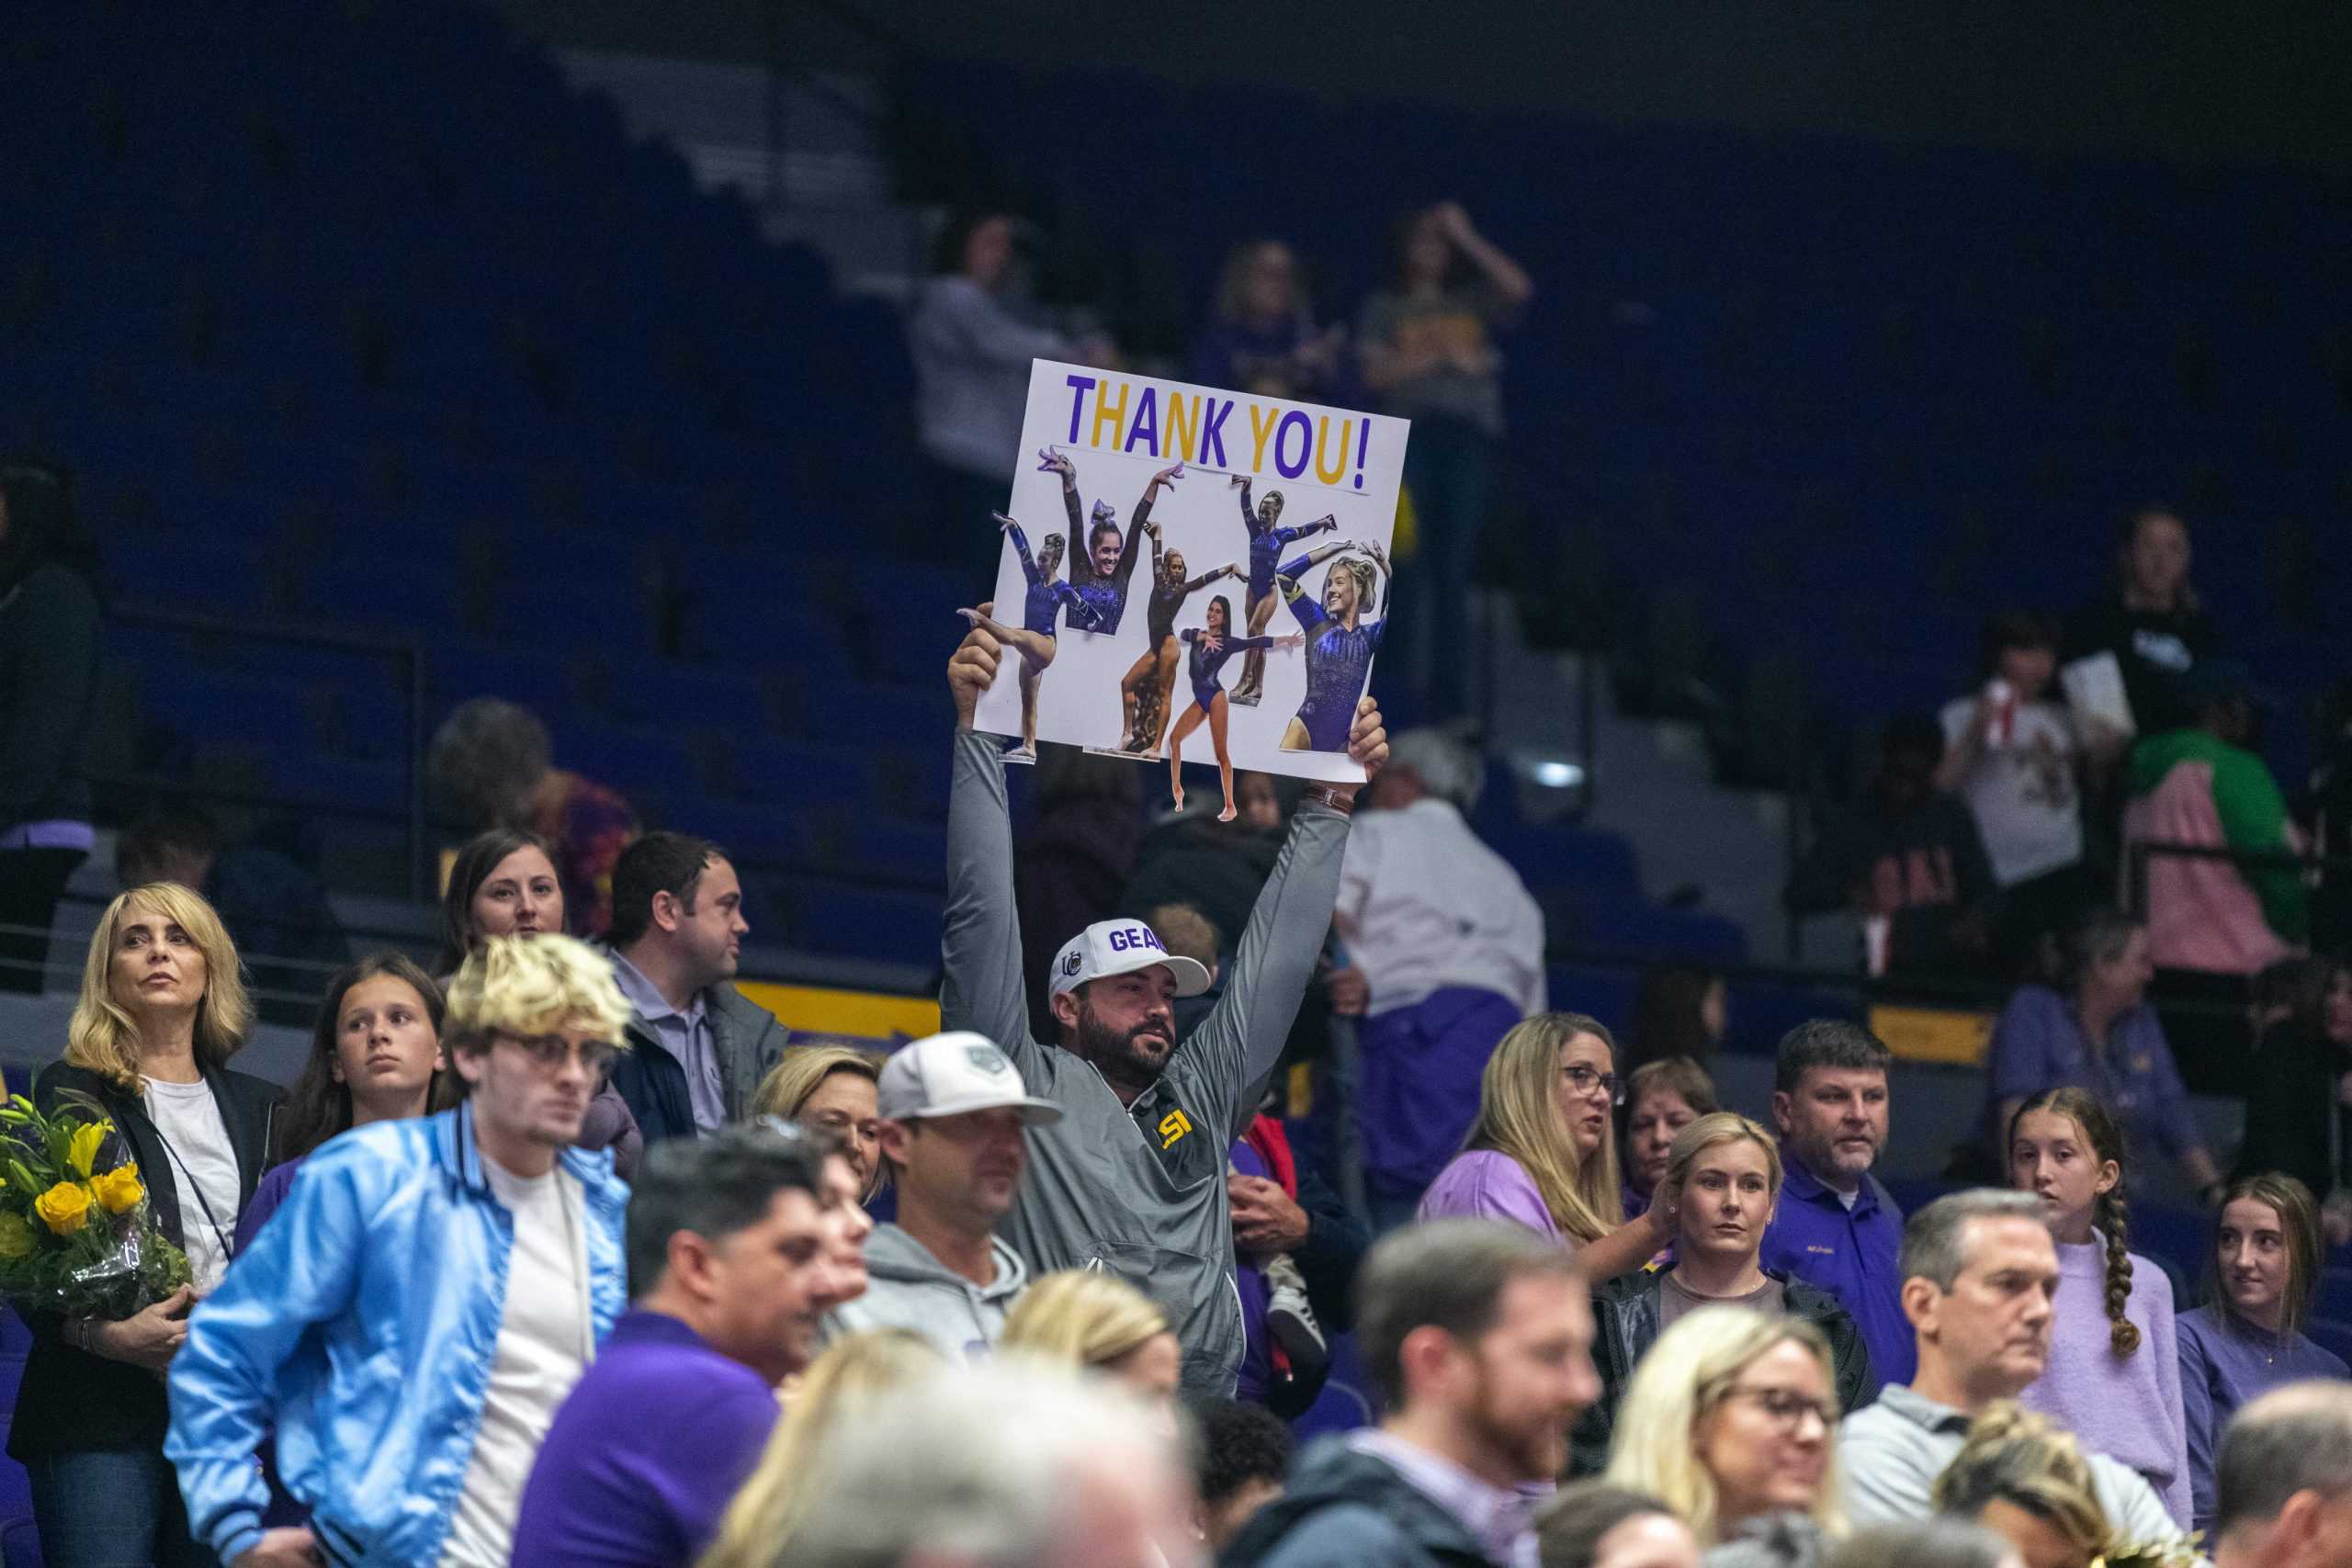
[{"x1": 165, "y1": 1104, "x2": 629, "y2": 1566}]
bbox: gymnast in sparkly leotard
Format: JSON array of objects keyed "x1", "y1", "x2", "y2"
[
  {"x1": 1278, "y1": 542, "x2": 1392, "y2": 753},
  {"x1": 1037, "y1": 446, "x2": 1184, "y2": 636},
  {"x1": 956, "y1": 513, "x2": 1081, "y2": 761},
  {"x1": 1166, "y1": 594, "x2": 1303, "y2": 821},
  {"x1": 1117, "y1": 529, "x2": 1238, "y2": 757},
  {"x1": 1229, "y1": 474, "x2": 1338, "y2": 706}
]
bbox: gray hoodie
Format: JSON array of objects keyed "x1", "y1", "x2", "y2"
[
  {"x1": 824, "y1": 1222, "x2": 1030, "y2": 1361},
  {"x1": 943, "y1": 730, "x2": 1349, "y2": 1395}
]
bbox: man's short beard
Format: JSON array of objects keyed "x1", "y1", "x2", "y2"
[{"x1": 1074, "y1": 999, "x2": 1170, "y2": 1091}]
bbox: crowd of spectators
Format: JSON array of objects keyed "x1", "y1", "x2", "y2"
[{"x1": 0, "y1": 492, "x2": 2346, "y2": 1568}]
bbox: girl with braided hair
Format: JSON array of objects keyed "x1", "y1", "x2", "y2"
[{"x1": 2007, "y1": 1087, "x2": 2191, "y2": 1529}]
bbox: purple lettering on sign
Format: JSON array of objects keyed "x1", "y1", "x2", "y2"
[
  {"x1": 1273, "y1": 411, "x2": 1312, "y2": 479},
  {"x1": 1124, "y1": 387, "x2": 1159, "y2": 456},
  {"x1": 1200, "y1": 399, "x2": 1233, "y2": 468},
  {"x1": 1064, "y1": 375, "x2": 1098, "y2": 444}
]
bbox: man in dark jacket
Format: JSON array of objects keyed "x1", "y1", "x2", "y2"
[
  {"x1": 605, "y1": 832, "x2": 785, "y2": 1144},
  {"x1": 1569, "y1": 1111, "x2": 1873, "y2": 1475},
  {"x1": 1222, "y1": 1220, "x2": 1598, "y2": 1568}
]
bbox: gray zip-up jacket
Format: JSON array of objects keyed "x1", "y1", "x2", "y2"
[
  {"x1": 942, "y1": 729, "x2": 1351, "y2": 1394},
  {"x1": 824, "y1": 1222, "x2": 1030, "y2": 1361}
]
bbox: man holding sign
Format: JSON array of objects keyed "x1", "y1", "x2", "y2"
[{"x1": 943, "y1": 616, "x2": 1386, "y2": 1394}]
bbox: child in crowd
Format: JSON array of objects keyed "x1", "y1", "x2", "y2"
[{"x1": 2007, "y1": 1087, "x2": 2190, "y2": 1528}]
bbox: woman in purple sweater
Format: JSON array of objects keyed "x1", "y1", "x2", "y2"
[
  {"x1": 2007, "y1": 1086, "x2": 2191, "y2": 1529},
  {"x1": 2176, "y1": 1172, "x2": 2348, "y2": 1537},
  {"x1": 1417, "y1": 1012, "x2": 1674, "y2": 1284}
]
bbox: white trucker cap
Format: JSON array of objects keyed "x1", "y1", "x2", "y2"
[
  {"x1": 876, "y1": 1031, "x2": 1063, "y2": 1125},
  {"x1": 1046, "y1": 919, "x2": 1213, "y2": 1002}
]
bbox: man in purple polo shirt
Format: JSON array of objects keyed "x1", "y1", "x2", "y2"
[
  {"x1": 513, "y1": 1123, "x2": 858, "y2": 1567},
  {"x1": 1757, "y1": 1018, "x2": 1912, "y2": 1394}
]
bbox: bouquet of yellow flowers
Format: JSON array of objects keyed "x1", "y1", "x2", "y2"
[{"x1": 0, "y1": 1094, "x2": 189, "y2": 1320}]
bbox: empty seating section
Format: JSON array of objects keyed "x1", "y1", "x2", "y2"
[
  {"x1": 904, "y1": 60, "x2": 2350, "y2": 781},
  {"x1": 7, "y1": 5, "x2": 2342, "y2": 972}
]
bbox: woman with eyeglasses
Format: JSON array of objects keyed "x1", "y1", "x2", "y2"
[
  {"x1": 1419, "y1": 1012, "x2": 1678, "y2": 1281},
  {"x1": 1572, "y1": 1115, "x2": 1872, "y2": 1475},
  {"x1": 1605, "y1": 1306, "x2": 1848, "y2": 1567}
]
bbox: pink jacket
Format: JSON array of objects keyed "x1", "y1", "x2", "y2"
[{"x1": 2122, "y1": 759, "x2": 2295, "y2": 975}]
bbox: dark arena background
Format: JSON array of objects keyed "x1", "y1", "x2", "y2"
[{"x1": 2, "y1": 0, "x2": 2350, "y2": 1551}]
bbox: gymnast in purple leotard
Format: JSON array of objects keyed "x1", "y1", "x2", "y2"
[
  {"x1": 1167, "y1": 594, "x2": 1302, "y2": 821},
  {"x1": 1230, "y1": 474, "x2": 1337, "y2": 706},
  {"x1": 956, "y1": 513, "x2": 1082, "y2": 761},
  {"x1": 1038, "y1": 446, "x2": 1184, "y2": 636},
  {"x1": 1278, "y1": 543, "x2": 1392, "y2": 753}
]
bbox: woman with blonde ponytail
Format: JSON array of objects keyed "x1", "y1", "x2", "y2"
[
  {"x1": 1929, "y1": 1403, "x2": 2119, "y2": 1568},
  {"x1": 1419, "y1": 1013, "x2": 1679, "y2": 1281},
  {"x1": 2007, "y1": 1088, "x2": 2189, "y2": 1529}
]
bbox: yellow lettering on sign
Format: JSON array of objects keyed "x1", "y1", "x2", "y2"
[{"x1": 1159, "y1": 1110, "x2": 1193, "y2": 1149}]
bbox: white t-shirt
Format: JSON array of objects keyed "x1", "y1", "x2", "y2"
[
  {"x1": 441, "y1": 1157, "x2": 593, "y2": 1568},
  {"x1": 1336, "y1": 796, "x2": 1547, "y2": 1019},
  {"x1": 141, "y1": 1077, "x2": 241, "y2": 1294},
  {"x1": 1939, "y1": 695, "x2": 2084, "y2": 886}
]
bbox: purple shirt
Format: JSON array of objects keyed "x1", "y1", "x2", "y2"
[
  {"x1": 1230, "y1": 1140, "x2": 1275, "y2": 1404},
  {"x1": 1418, "y1": 1150, "x2": 1562, "y2": 1243},
  {"x1": 1758, "y1": 1162, "x2": 1911, "y2": 1394},
  {"x1": 1983, "y1": 987, "x2": 2203, "y2": 1177},
  {"x1": 2176, "y1": 1303, "x2": 2348, "y2": 1535},
  {"x1": 2020, "y1": 1235, "x2": 2191, "y2": 1529},
  {"x1": 512, "y1": 1311, "x2": 780, "y2": 1567},
  {"x1": 233, "y1": 1158, "x2": 303, "y2": 1257}
]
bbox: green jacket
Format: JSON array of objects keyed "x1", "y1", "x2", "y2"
[{"x1": 2129, "y1": 728, "x2": 2307, "y2": 942}]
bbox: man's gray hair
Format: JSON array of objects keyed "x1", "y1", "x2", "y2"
[
  {"x1": 779, "y1": 1359, "x2": 1184, "y2": 1568},
  {"x1": 2214, "y1": 1380, "x2": 2352, "y2": 1541},
  {"x1": 1898, "y1": 1189, "x2": 2050, "y2": 1291},
  {"x1": 1386, "y1": 728, "x2": 1484, "y2": 809}
]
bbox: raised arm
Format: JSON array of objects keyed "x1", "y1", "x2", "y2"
[
  {"x1": 943, "y1": 617, "x2": 1045, "y2": 1069},
  {"x1": 1182, "y1": 703, "x2": 1387, "y2": 1126},
  {"x1": 1234, "y1": 474, "x2": 1261, "y2": 533},
  {"x1": 1037, "y1": 449, "x2": 1084, "y2": 540},
  {"x1": 1435, "y1": 201, "x2": 1533, "y2": 310},
  {"x1": 1182, "y1": 563, "x2": 1239, "y2": 593},
  {"x1": 999, "y1": 515, "x2": 1043, "y2": 588},
  {"x1": 1278, "y1": 573, "x2": 1329, "y2": 635},
  {"x1": 1120, "y1": 464, "x2": 1184, "y2": 583},
  {"x1": 167, "y1": 1154, "x2": 370, "y2": 1567},
  {"x1": 1277, "y1": 540, "x2": 1355, "y2": 580}
]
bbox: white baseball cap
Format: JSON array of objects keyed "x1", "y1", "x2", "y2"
[
  {"x1": 876, "y1": 1031, "x2": 1063, "y2": 1125},
  {"x1": 1046, "y1": 919, "x2": 1213, "y2": 1002}
]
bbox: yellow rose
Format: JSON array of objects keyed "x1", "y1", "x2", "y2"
[
  {"x1": 33, "y1": 1181, "x2": 91, "y2": 1237},
  {"x1": 90, "y1": 1165, "x2": 144, "y2": 1216},
  {"x1": 0, "y1": 1212, "x2": 32, "y2": 1258},
  {"x1": 66, "y1": 1122, "x2": 108, "y2": 1180}
]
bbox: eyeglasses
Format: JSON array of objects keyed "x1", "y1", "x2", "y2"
[
  {"x1": 1560, "y1": 1064, "x2": 1622, "y2": 1104},
  {"x1": 494, "y1": 1032, "x2": 618, "y2": 1075},
  {"x1": 1714, "y1": 1384, "x2": 1833, "y2": 1432}
]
